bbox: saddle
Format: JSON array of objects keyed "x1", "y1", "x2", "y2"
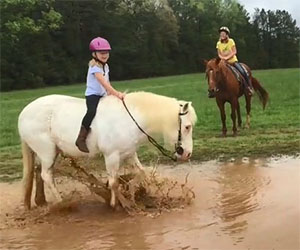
[{"x1": 226, "y1": 63, "x2": 249, "y2": 85}]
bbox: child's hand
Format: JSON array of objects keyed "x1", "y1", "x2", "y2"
[{"x1": 117, "y1": 92, "x2": 125, "y2": 100}]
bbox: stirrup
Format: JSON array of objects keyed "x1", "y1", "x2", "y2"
[
  {"x1": 246, "y1": 87, "x2": 254, "y2": 96},
  {"x1": 249, "y1": 87, "x2": 254, "y2": 94}
]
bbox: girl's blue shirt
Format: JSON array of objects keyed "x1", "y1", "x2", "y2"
[{"x1": 85, "y1": 64, "x2": 110, "y2": 96}]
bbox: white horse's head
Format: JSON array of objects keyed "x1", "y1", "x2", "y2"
[
  {"x1": 124, "y1": 92, "x2": 197, "y2": 161},
  {"x1": 163, "y1": 101, "x2": 197, "y2": 161}
]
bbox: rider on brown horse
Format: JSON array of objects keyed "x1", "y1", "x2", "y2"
[{"x1": 209, "y1": 26, "x2": 254, "y2": 98}]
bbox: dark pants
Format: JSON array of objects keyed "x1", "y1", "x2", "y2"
[
  {"x1": 82, "y1": 95, "x2": 102, "y2": 130},
  {"x1": 233, "y1": 62, "x2": 252, "y2": 88}
]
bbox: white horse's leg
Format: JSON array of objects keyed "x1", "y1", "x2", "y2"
[
  {"x1": 40, "y1": 155, "x2": 62, "y2": 202},
  {"x1": 33, "y1": 141, "x2": 62, "y2": 203},
  {"x1": 104, "y1": 152, "x2": 120, "y2": 207},
  {"x1": 128, "y1": 152, "x2": 145, "y2": 174},
  {"x1": 127, "y1": 153, "x2": 146, "y2": 202},
  {"x1": 35, "y1": 163, "x2": 47, "y2": 206}
]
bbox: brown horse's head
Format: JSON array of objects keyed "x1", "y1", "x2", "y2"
[{"x1": 204, "y1": 58, "x2": 223, "y2": 98}]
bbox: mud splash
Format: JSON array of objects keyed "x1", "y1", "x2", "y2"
[
  {"x1": 55, "y1": 156, "x2": 195, "y2": 214},
  {"x1": 0, "y1": 156, "x2": 299, "y2": 250}
]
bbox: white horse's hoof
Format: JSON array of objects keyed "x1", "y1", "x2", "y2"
[
  {"x1": 110, "y1": 199, "x2": 115, "y2": 208},
  {"x1": 110, "y1": 193, "x2": 116, "y2": 207}
]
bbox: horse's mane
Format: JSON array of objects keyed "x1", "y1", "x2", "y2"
[
  {"x1": 125, "y1": 91, "x2": 197, "y2": 135},
  {"x1": 206, "y1": 58, "x2": 234, "y2": 86},
  {"x1": 208, "y1": 57, "x2": 229, "y2": 73}
]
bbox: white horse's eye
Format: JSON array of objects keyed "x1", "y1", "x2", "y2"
[{"x1": 185, "y1": 125, "x2": 191, "y2": 131}]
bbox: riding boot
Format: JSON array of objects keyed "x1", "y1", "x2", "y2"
[
  {"x1": 245, "y1": 79, "x2": 254, "y2": 96},
  {"x1": 75, "y1": 126, "x2": 90, "y2": 153},
  {"x1": 242, "y1": 68, "x2": 254, "y2": 95},
  {"x1": 248, "y1": 79, "x2": 255, "y2": 95}
]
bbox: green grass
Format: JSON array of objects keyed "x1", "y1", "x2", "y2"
[{"x1": 0, "y1": 68, "x2": 299, "y2": 182}]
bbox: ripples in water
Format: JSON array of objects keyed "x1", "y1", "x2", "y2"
[{"x1": 0, "y1": 156, "x2": 299, "y2": 250}]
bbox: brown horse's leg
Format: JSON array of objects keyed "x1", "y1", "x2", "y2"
[
  {"x1": 216, "y1": 99, "x2": 227, "y2": 136},
  {"x1": 230, "y1": 99, "x2": 238, "y2": 136},
  {"x1": 245, "y1": 95, "x2": 252, "y2": 129},
  {"x1": 35, "y1": 163, "x2": 47, "y2": 206},
  {"x1": 237, "y1": 101, "x2": 242, "y2": 128}
]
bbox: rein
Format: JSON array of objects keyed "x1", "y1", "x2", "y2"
[{"x1": 122, "y1": 99, "x2": 186, "y2": 162}]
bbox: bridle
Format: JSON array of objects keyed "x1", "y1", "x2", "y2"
[
  {"x1": 206, "y1": 66, "x2": 222, "y2": 94},
  {"x1": 122, "y1": 99, "x2": 188, "y2": 161},
  {"x1": 175, "y1": 104, "x2": 188, "y2": 155}
]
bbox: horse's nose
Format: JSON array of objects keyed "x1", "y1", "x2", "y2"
[
  {"x1": 181, "y1": 152, "x2": 191, "y2": 161},
  {"x1": 208, "y1": 90, "x2": 215, "y2": 98},
  {"x1": 176, "y1": 146, "x2": 184, "y2": 155}
]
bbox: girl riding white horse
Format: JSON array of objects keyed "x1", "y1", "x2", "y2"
[{"x1": 18, "y1": 91, "x2": 197, "y2": 209}]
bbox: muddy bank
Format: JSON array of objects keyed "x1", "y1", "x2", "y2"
[{"x1": 0, "y1": 156, "x2": 299, "y2": 250}]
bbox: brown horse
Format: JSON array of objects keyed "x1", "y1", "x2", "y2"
[{"x1": 204, "y1": 58, "x2": 269, "y2": 136}]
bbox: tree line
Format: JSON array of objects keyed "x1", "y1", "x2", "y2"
[{"x1": 1, "y1": 0, "x2": 299, "y2": 91}]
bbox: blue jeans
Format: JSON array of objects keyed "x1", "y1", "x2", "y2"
[{"x1": 233, "y1": 62, "x2": 251, "y2": 88}]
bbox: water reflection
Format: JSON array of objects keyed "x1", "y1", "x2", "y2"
[
  {"x1": 214, "y1": 158, "x2": 270, "y2": 241},
  {"x1": 1, "y1": 157, "x2": 299, "y2": 250}
]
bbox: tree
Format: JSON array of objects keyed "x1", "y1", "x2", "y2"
[
  {"x1": 1, "y1": 0, "x2": 63, "y2": 90},
  {"x1": 1, "y1": 0, "x2": 299, "y2": 91},
  {"x1": 252, "y1": 8, "x2": 300, "y2": 68}
]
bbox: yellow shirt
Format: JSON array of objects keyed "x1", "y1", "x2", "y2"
[{"x1": 216, "y1": 38, "x2": 238, "y2": 64}]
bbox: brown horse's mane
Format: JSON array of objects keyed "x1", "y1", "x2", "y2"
[
  {"x1": 205, "y1": 57, "x2": 235, "y2": 90},
  {"x1": 209, "y1": 58, "x2": 231, "y2": 76}
]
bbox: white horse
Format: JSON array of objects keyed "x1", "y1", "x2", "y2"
[{"x1": 18, "y1": 91, "x2": 197, "y2": 209}]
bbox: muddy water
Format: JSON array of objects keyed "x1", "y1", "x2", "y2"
[{"x1": 0, "y1": 156, "x2": 299, "y2": 250}]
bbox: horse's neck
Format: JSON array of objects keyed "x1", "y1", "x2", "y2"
[
  {"x1": 126, "y1": 93, "x2": 178, "y2": 135},
  {"x1": 218, "y1": 63, "x2": 230, "y2": 83}
]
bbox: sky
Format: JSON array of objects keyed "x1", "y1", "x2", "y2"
[{"x1": 237, "y1": 0, "x2": 300, "y2": 27}]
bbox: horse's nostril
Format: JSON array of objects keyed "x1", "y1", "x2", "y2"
[
  {"x1": 187, "y1": 153, "x2": 191, "y2": 158},
  {"x1": 176, "y1": 146, "x2": 184, "y2": 155}
]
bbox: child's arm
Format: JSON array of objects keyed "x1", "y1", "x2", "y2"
[
  {"x1": 223, "y1": 46, "x2": 237, "y2": 61},
  {"x1": 94, "y1": 72, "x2": 125, "y2": 99},
  {"x1": 217, "y1": 49, "x2": 226, "y2": 60}
]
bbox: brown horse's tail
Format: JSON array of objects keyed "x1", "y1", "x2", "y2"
[{"x1": 252, "y1": 77, "x2": 269, "y2": 110}]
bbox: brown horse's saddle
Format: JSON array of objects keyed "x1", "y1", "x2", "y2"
[{"x1": 226, "y1": 63, "x2": 249, "y2": 85}]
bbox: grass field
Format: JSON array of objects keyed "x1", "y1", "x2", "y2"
[{"x1": 0, "y1": 68, "x2": 299, "y2": 182}]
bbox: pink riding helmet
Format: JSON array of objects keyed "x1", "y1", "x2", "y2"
[{"x1": 89, "y1": 37, "x2": 111, "y2": 51}]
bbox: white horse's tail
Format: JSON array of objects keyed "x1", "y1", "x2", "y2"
[{"x1": 21, "y1": 141, "x2": 35, "y2": 209}]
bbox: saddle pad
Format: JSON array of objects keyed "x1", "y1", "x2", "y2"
[{"x1": 226, "y1": 64, "x2": 247, "y2": 85}]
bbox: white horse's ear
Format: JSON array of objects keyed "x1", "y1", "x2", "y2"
[{"x1": 183, "y1": 102, "x2": 189, "y2": 113}]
